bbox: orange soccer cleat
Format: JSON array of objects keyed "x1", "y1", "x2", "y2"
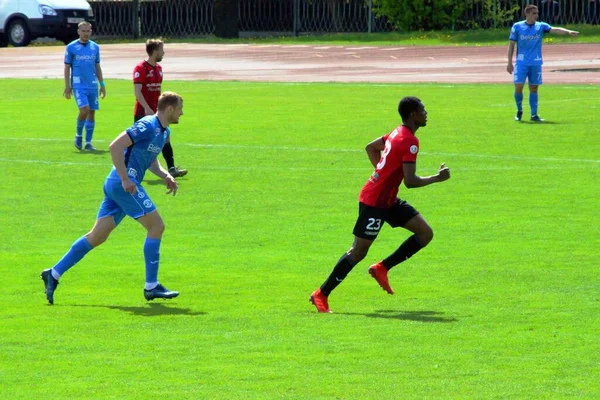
[
  {"x1": 368, "y1": 262, "x2": 394, "y2": 295},
  {"x1": 309, "y1": 288, "x2": 332, "y2": 313}
]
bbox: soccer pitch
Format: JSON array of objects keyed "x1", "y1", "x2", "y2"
[{"x1": 0, "y1": 79, "x2": 598, "y2": 398}]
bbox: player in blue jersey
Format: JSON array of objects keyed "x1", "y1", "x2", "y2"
[
  {"x1": 507, "y1": 4, "x2": 578, "y2": 122},
  {"x1": 40, "y1": 92, "x2": 184, "y2": 305},
  {"x1": 64, "y1": 21, "x2": 106, "y2": 151}
]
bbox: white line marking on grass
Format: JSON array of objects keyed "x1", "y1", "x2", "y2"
[
  {"x1": 5, "y1": 138, "x2": 600, "y2": 164},
  {"x1": 0, "y1": 157, "x2": 589, "y2": 171}
]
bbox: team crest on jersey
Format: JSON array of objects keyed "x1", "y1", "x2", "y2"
[
  {"x1": 410, "y1": 145, "x2": 418, "y2": 154},
  {"x1": 135, "y1": 72, "x2": 140, "y2": 78}
]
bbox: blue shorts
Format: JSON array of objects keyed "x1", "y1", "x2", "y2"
[
  {"x1": 97, "y1": 179, "x2": 156, "y2": 225},
  {"x1": 73, "y1": 88, "x2": 99, "y2": 110},
  {"x1": 513, "y1": 65, "x2": 543, "y2": 85}
]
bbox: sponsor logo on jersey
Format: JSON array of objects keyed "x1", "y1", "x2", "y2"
[
  {"x1": 147, "y1": 143, "x2": 162, "y2": 154},
  {"x1": 75, "y1": 54, "x2": 97, "y2": 61},
  {"x1": 520, "y1": 34, "x2": 540, "y2": 40}
]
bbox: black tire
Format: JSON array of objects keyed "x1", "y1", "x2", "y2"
[
  {"x1": 0, "y1": 33, "x2": 8, "y2": 47},
  {"x1": 7, "y1": 18, "x2": 31, "y2": 47}
]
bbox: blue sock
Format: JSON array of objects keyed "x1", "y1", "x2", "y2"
[
  {"x1": 52, "y1": 236, "x2": 93, "y2": 277},
  {"x1": 529, "y1": 92, "x2": 539, "y2": 116},
  {"x1": 144, "y1": 238, "x2": 161, "y2": 285},
  {"x1": 85, "y1": 120, "x2": 95, "y2": 143},
  {"x1": 514, "y1": 92, "x2": 523, "y2": 112},
  {"x1": 76, "y1": 119, "x2": 85, "y2": 137}
]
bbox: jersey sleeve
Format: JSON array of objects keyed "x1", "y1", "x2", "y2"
[
  {"x1": 401, "y1": 136, "x2": 419, "y2": 163},
  {"x1": 509, "y1": 24, "x2": 518, "y2": 41},
  {"x1": 541, "y1": 22, "x2": 552, "y2": 32},
  {"x1": 64, "y1": 46, "x2": 73, "y2": 64},
  {"x1": 126, "y1": 119, "x2": 154, "y2": 143},
  {"x1": 133, "y1": 65, "x2": 145, "y2": 84}
]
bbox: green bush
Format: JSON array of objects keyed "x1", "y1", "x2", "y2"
[{"x1": 373, "y1": 0, "x2": 467, "y2": 31}]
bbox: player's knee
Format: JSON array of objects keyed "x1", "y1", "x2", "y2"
[
  {"x1": 347, "y1": 247, "x2": 368, "y2": 263},
  {"x1": 417, "y1": 226, "x2": 434, "y2": 246},
  {"x1": 148, "y1": 220, "x2": 165, "y2": 237},
  {"x1": 86, "y1": 232, "x2": 108, "y2": 247}
]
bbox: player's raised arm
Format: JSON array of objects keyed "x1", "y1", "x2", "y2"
[{"x1": 403, "y1": 162, "x2": 450, "y2": 189}]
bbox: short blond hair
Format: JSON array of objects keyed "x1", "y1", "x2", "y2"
[
  {"x1": 146, "y1": 38, "x2": 164, "y2": 56},
  {"x1": 157, "y1": 92, "x2": 183, "y2": 111},
  {"x1": 78, "y1": 21, "x2": 92, "y2": 29}
]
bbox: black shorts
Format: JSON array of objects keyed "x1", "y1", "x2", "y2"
[
  {"x1": 134, "y1": 115, "x2": 143, "y2": 123},
  {"x1": 352, "y1": 200, "x2": 419, "y2": 240}
]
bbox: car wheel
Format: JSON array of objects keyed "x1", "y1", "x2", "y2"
[{"x1": 8, "y1": 19, "x2": 32, "y2": 47}]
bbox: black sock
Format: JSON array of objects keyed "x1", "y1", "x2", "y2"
[
  {"x1": 162, "y1": 142, "x2": 175, "y2": 170},
  {"x1": 381, "y1": 235, "x2": 424, "y2": 270},
  {"x1": 320, "y1": 254, "x2": 357, "y2": 296}
]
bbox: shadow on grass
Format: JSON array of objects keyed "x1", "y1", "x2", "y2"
[
  {"x1": 336, "y1": 309, "x2": 457, "y2": 323},
  {"x1": 74, "y1": 149, "x2": 110, "y2": 155},
  {"x1": 72, "y1": 303, "x2": 206, "y2": 317},
  {"x1": 143, "y1": 179, "x2": 165, "y2": 186}
]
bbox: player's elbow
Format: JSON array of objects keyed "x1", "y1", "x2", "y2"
[{"x1": 404, "y1": 178, "x2": 419, "y2": 188}]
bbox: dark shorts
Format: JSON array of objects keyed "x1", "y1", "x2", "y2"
[
  {"x1": 352, "y1": 200, "x2": 419, "y2": 240},
  {"x1": 134, "y1": 115, "x2": 143, "y2": 123}
]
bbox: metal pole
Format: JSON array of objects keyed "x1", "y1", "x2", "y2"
[
  {"x1": 293, "y1": 0, "x2": 299, "y2": 37},
  {"x1": 132, "y1": 0, "x2": 140, "y2": 38},
  {"x1": 368, "y1": 0, "x2": 373, "y2": 33}
]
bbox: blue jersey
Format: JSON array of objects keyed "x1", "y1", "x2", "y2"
[
  {"x1": 509, "y1": 21, "x2": 552, "y2": 66},
  {"x1": 106, "y1": 116, "x2": 171, "y2": 183},
  {"x1": 64, "y1": 40, "x2": 101, "y2": 89}
]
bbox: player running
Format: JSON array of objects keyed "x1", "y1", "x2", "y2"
[
  {"x1": 41, "y1": 92, "x2": 184, "y2": 305},
  {"x1": 310, "y1": 97, "x2": 450, "y2": 313}
]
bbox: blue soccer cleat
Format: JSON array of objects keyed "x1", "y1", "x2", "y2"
[
  {"x1": 84, "y1": 143, "x2": 97, "y2": 151},
  {"x1": 514, "y1": 111, "x2": 523, "y2": 121},
  {"x1": 144, "y1": 283, "x2": 179, "y2": 301},
  {"x1": 40, "y1": 268, "x2": 59, "y2": 305},
  {"x1": 530, "y1": 115, "x2": 545, "y2": 122},
  {"x1": 74, "y1": 136, "x2": 83, "y2": 150}
]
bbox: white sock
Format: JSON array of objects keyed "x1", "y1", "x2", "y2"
[
  {"x1": 51, "y1": 269, "x2": 61, "y2": 280},
  {"x1": 145, "y1": 282, "x2": 158, "y2": 291}
]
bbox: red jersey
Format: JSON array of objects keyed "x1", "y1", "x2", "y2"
[
  {"x1": 133, "y1": 61, "x2": 163, "y2": 118},
  {"x1": 358, "y1": 125, "x2": 419, "y2": 208}
]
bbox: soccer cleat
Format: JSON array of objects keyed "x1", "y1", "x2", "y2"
[
  {"x1": 530, "y1": 115, "x2": 545, "y2": 122},
  {"x1": 168, "y1": 166, "x2": 188, "y2": 178},
  {"x1": 84, "y1": 143, "x2": 97, "y2": 151},
  {"x1": 40, "y1": 268, "x2": 59, "y2": 305},
  {"x1": 74, "y1": 136, "x2": 83, "y2": 150},
  {"x1": 310, "y1": 288, "x2": 332, "y2": 313},
  {"x1": 514, "y1": 111, "x2": 523, "y2": 121},
  {"x1": 144, "y1": 283, "x2": 179, "y2": 301},
  {"x1": 368, "y1": 262, "x2": 394, "y2": 295}
]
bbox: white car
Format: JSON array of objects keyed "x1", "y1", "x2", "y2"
[{"x1": 0, "y1": 0, "x2": 94, "y2": 47}]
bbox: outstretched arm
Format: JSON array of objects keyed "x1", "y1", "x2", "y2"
[
  {"x1": 549, "y1": 27, "x2": 579, "y2": 36},
  {"x1": 403, "y1": 162, "x2": 450, "y2": 189}
]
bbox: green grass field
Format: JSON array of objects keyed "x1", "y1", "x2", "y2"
[{"x1": 0, "y1": 79, "x2": 598, "y2": 399}]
